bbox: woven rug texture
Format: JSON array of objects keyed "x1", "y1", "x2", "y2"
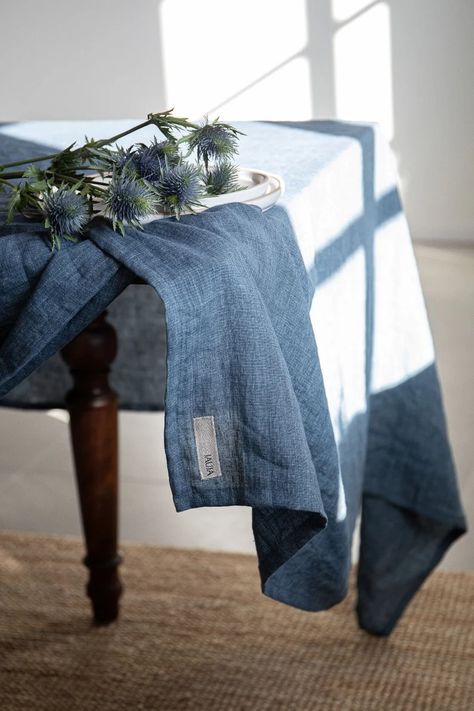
[{"x1": 0, "y1": 532, "x2": 473, "y2": 710}]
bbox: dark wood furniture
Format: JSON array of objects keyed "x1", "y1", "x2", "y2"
[{"x1": 61, "y1": 311, "x2": 122, "y2": 624}]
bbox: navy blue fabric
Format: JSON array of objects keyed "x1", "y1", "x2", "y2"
[{"x1": 0, "y1": 122, "x2": 466, "y2": 635}]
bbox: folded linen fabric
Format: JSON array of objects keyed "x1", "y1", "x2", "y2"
[{"x1": 0, "y1": 121, "x2": 466, "y2": 635}]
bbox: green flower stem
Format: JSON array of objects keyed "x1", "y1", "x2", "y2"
[
  {"x1": 92, "y1": 119, "x2": 155, "y2": 149},
  {"x1": 70, "y1": 166, "x2": 104, "y2": 171},
  {"x1": 0, "y1": 171, "x2": 26, "y2": 180},
  {"x1": 0, "y1": 177, "x2": 15, "y2": 187},
  {"x1": 0, "y1": 110, "x2": 197, "y2": 172},
  {"x1": 47, "y1": 172, "x2": 108, "y2": 193},
  {"x1": 0, "y1": 171, "x2": 108, "y2": 190},
  {"x1": 11, "y1": 192, "x2": 41, "y2": 214},
  {"x1": 44, "y1": 171, "x2": 78, "y2": 182},
  {"x1": 0, "y1": 152, "x2": 60, "y2": 171},
  {"x1": 84, "y1": 179, "x2": 109, "y2": 187},
  {"x1": 92, "y1": 112, "x2": 198, "y2": 149},
  {"x1": 87, "y1": 186, "x2": 108, "y2": 198}
]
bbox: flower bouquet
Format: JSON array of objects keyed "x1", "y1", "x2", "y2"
[{"x1": 0, "y1": 110, "x2": 245, "y2": 249}]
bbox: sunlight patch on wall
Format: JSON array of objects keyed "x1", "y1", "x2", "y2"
[
  {"x1": 159, "y1": 0, "x2": 310, "y2": 119},
  {"x1": 210, "y1": 57, "x2": 312, "y2": 121},
  {"x1": 333, "y1": 2, "x2": 394, "y2": 139}
]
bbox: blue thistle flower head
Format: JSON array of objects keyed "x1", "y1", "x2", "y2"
[
  {"x1": 104, "y1": 175, "x2": 157, "y2": 231},
  {"x1": 131, "y1": 139, "x2": 180, "y2": 182},
  {"x1": 43, "y1": 186, "x2": 89, "y2": 248},
  {"x1": 112, "y1": 146, "x2": 135, "y2": 172},
  {"x1": 188, "y1": 120, "x2": 239, "y2": 168},
  {"x1": 151, "y1": 139, "x2": 180, "y2": 166},
  {"x1": 205, "y1": 162, "x2": 240, "y2": 196},
  {"x1": 156, "y1": 163, "x2": 203, "y2": 218}
]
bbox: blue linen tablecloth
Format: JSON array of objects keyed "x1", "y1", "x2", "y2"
[{"x1": 0, "y1": 120, "x2": 466, "y2": 635}]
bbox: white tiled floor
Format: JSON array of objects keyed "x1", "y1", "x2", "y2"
[{"x1": 0, "y1": 244, "x2": 472, "y2": 569}]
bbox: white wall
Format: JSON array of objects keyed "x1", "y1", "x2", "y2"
[{"x1": 0, "y1": 0, "x2": 472, "y2": 243}]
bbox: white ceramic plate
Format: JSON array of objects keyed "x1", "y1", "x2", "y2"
[{"x1": 242, "y1": 173, "x2": 284, "y2": 212}]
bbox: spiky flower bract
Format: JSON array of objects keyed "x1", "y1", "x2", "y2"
[
  {"x1": 156, "y1": 164, "x2": 203, "y2": 218},
  {"x1": 112, "y1": 146, "x2": 135, "y2": 173},
  {"x1": 188, "y1": 120, "x2": 240, "y2": 171},
  {"x1": 132, "y1": 139, "x2": 180, "y2": 182},
  {"x1": 42, "y1": 186, "x2": 89, "y2": 249},
  {"x1": 205, "y1": 162, "x2": 240, "y2": 195},
  {"x1": 132, "y1": 146, "x2": 163, "y2": 182},
  {"x1": 104, "y1": 174, "x2": 157, "y2": 233}
]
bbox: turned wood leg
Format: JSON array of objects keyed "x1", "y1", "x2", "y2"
[{"x1": 61, "y1": 311, "x2": 123, "y2": 624}]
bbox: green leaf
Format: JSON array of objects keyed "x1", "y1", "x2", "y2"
[
  {"x1": 29, "y1": 180, "x2": 48, "y2": 191},
  {"x1": 22, "y1": 165, "x2": 42, "y2": 179},
  {"x1": 5, "y1": 189, "x2": 21, "y2": 224}
]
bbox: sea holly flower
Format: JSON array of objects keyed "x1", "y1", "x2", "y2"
[
  {"x1": 156, "y1": 163, "x2": 203, "y2": 218},
  {"x1": 187, "y1": 119, "x2": 241, "y2": 172},
  {"x1": 205, "y1": 162, "x2": 239, "y2": 195},
  {"x1": 158, "y1": 140, "x2": 181, "y2": 166},
  {"x1": 132, "y1": 139, "x2": 180, "y2": 182},
  {"x1": 132, "y1": 145, "x2": 163, "y2": 182},
  {"x1": 111, "y1": 146, "x2": 136, "y2": 173},
  {"x1": 42, "y1": 186, "x2": 89, "y2": 249},
  {"x1": 104, "y1": 174, "x2": 157, "y2": 233}
]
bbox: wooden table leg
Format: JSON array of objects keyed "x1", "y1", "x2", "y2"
[{"x1": 61, "y1": 311, "x2": 123, "y2": 624}]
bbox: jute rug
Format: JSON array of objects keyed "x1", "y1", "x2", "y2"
[{"x1": 0, "y1": 533, "x2": 473, "y2": 711}]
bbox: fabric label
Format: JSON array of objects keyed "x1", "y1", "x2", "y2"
[{"x1": 193, "y1": 416, "x2": 223, "y2": 480}]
